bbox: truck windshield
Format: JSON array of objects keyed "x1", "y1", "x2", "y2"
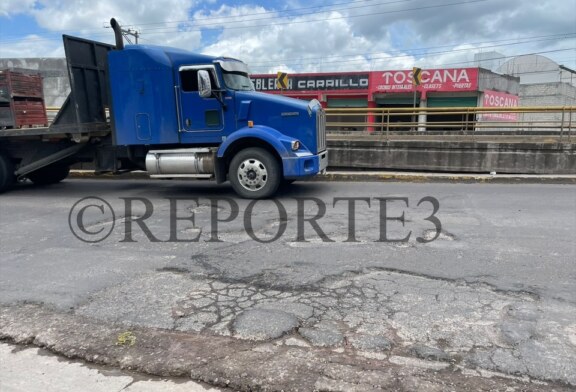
[{"x1": 219, "y1": 60, "x2": 254, "y2": 91}]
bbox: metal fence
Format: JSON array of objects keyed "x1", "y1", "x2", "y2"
[
  {"x1": 46, "y1": 106, "x2": 576, "y2": 142},
  {"x1": 325, "y1": 106, "x2": 576, "y2": 142}
]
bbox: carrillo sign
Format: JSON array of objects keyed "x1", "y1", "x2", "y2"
[{"x1": 252, "y1": 73, "x2": 370, "y2": 91}]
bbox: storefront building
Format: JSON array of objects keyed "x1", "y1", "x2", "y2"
[{"x1": 251, "y1": 67, "x2": 520, "y2": 131}]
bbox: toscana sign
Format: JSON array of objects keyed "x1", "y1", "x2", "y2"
[
  {"x1": 371, "y1": 68, "x2": 479, "y2": 92},
  {"x1": 480, "y1": 90, "x2": 519, "y2": 121}
]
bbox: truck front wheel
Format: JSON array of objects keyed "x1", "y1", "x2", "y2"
[
  {"x1": 27, "y1": 164, "x2": 70, "y2": 186},
  {"x1": 0, "y1": 153, "x2": 15, "y2": 193},
  {"x1": 229, "y1": 148, "x2": 281, "y2": 199}
]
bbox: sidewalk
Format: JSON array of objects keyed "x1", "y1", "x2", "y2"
[{"x1": 0, "y1": 343, "x2": 224, "y2": 392}]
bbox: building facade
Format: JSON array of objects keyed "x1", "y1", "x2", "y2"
[{"x1": 252, "y1": 67, "x2": 520, "y2": 131}]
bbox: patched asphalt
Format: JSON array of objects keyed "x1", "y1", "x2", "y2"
[{"x1": 1, "y1": 179, "x2": 575, "y2": 390}]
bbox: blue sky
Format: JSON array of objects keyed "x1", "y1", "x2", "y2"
[{"x1": 1, "y1": 0, "x2": 575, "y2": 74}]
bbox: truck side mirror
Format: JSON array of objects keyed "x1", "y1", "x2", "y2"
[{"x1": 198, "y1": 70, "x2": 212, "y2": 98}]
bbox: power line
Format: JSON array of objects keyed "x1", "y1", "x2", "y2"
[
  {"x1": 418, "y1": 49, "x2": 576, "y2": 69},
  {"x1": 250, "y1": 67, "x2": 576, "y2": 78},
  {"x1": 139, "y1": 0, "x2": 489, "y2": 35},
  {"x1": 247, "y1": 33, "x2": 575, "y2": 67},
  {"x1": 247, "y1": 49, "x2": 574, "y2": 74},
  {"x1": 0, "y1": 1, "x2": 572, "y2": 71},
  {"x1": 123, "y1": 0, "x2": 413, "y2": 29},
  {"x1": 0, "y1": 0, "x2": 412, "y2": 40},
  {"x1": 248, "y1": 41, "x2": 576, "y2": 70}
]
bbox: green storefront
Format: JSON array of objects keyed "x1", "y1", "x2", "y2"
[{"x1": 426, "y1": 96, "x2": 479, "y2": 108}]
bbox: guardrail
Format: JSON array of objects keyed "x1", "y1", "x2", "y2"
[
  {"x1": 325, "y1": 106, "x2": 576, "y2": 142},
  {"x1": 46, "y1": 106, "x2": 576, "y2": 142}
]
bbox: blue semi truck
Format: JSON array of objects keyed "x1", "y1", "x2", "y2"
[{"x1": 0, "y1": 19, "x2": 327, "y2": 198}]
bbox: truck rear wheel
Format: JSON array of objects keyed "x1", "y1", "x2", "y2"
[
  {"x1": 229, "y1": 148, "x2": 281, "y2": 199},
  {"x1": 27, "y1": 164, "x2": 70, "y2": 185},
  {"x1": 0, "y1": 153, "x2": 15, "y2": 193}
]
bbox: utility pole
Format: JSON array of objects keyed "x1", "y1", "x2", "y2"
[
  {"x1": 122, "y1": 28, "x2": 140, "y2": 44},
  {"x1": 105, "y1": 23, "x2": 140, "y2": 44},
  {"x1": 412, "y1": 67, "x2": 422, "y2": 131}
]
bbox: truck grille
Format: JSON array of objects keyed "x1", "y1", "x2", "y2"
[{"x1": 316, "y1": 110, "x2": 327, "y2": 153}]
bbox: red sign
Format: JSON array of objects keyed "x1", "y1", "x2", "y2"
[
  {"x1": 481, "y1": 90, "x2": 519, "y2": 121},
  {"x1": 370, "y1": 68, "x2": 479, "y2": 93}
]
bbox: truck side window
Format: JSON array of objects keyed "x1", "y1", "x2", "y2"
[{"x1": 180, "y1": 68, "x2": 218, "y2": 92}]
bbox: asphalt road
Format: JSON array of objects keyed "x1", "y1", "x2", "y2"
[{"x1": 1, "y1": 178, "x2": 575, "y2": 390}]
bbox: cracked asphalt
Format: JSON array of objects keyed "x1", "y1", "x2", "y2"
[{"x1": 1, "y1": 179, "x2": 575, "y2": 390}]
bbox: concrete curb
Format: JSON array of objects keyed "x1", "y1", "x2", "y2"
[
  {"x1": 69, "y1": 170, "x2": 576, "y2": 184},
  {"x1": 313, "y1": 171, "x2": 576, "y2": 184},
  {"x1": 1, "y1": 304, "x2": 567, "y2": 391}
]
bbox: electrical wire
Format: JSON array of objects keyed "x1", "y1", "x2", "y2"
[
  {"x1": 0, "y1": 0, "x2": 489, "y2": 42},
  {"x1": 0, "y1": 0, "x2": 414, "y2": 40},
  {"x1": 0, "y1": 1, "x2": 573, "y2": 71},
  {"x1": 123, "y1": 0, "x2": 414, "y2": 29},
  {"x1": 248, "y1": 46, "x2": 576, "y2": 70},
  {"x1": 139, "y1": 0, "x2": 489, "y2": 34},
  {"x1": 246, "y1": 34, "x2": 576, "y2": 68}
]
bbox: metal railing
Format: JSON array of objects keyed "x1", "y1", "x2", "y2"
[
  {"x1": 45, "y1": 106, "x2": 576, "y2": 142},
  {"x1": 325, "y1": 106, "x2": 576, "y2": 142}
]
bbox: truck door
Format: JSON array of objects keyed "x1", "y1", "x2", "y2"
[{"x1": 178, "y1": 65, "x2": 224, "y2": 142}]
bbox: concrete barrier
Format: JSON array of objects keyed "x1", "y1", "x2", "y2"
[
  {"x1": 71, "y1": 139, "x2": 576, "y2": 175},
  {"x1": 327, "y1": 140, "x2": 576, "y2": 174}
]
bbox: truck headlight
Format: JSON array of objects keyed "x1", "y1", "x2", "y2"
[{"x1": 291, "y1": 140, "x2": 301, "y2": 151}]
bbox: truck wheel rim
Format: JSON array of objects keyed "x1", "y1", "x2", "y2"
[{"x1": 237, "y1": 158, "x2": 268, "y2": 191}]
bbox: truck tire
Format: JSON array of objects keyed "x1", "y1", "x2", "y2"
[
  {"x1": 27, "y1": 164, "x2": 70, "y2": 186},
  {"x1": 229, "y1": 148, "x2": 281, "y2": 199},
  {"x1": 0, "y1": 153, "x2": 15, "y2": 193}
]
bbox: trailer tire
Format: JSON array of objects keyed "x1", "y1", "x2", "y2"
[
  {"x1": 229, "y1": 148, "x2": 281, "y2": 199},
  {"x1": 0, "y1": 153, "x2": 15, "y2": 193},
  {"x1": 27, "y1": 164, "x2": 70, "y2": 186}
]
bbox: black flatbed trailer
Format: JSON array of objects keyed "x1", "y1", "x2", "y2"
[{"x1": 0, "y1": 35, "x2": 132, "y2": 192}]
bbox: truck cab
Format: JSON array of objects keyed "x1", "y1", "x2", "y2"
[{"x1": 107, "y1": 43, "x2": 327, "y2": 198}]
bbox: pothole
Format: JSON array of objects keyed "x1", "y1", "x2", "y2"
[{"x1": 422, "y1": 229, "x2": 456, "y2": 241}]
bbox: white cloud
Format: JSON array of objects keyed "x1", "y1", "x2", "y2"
[
  {"x1": 195, "y1": 7, "x2": 406, "y2": 73},
  {"x1": 416, "y1": 44, "x2": 479, "y2": 69},
  {"x1": 30, "y1": 0, "x2": 194, "y2": 32},
  {"x1": 0, "y1": 0, "x2": 574, "y2": 71},
  {"x1": 0, "y1": 0, "x2": 35, "y2": 18},
  {"x1": 0, "y1": 35, "x2": 63, "y2": 58},
  {"x1": 1, "y1": 0, "x2": 205, "y2": 57}
]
